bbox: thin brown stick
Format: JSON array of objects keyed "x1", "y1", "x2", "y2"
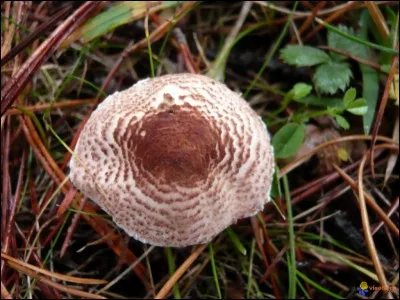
[
  {"x1": 5, "y1": 260, "x2": 106, "y2": 299},
  {"x1": 318, "y1": 45, "x2": 382, "y2": 71},
  {"x1": 371, "y1": 197, "x2": 399, "y2": 236},
  {"x1": 259, "y1": 222, "x2": 282, "y2": 298},
  {"x1": 260, "y1": 245, "x2": 289, "y2": 283},
  {"x1": 279, "y1": 135, "x2": 396, "y2": 178},
  {"x1": 1, "y1": 2, "x2": 101, "y2": 116},
  {"x1": 370, "y1": 47, "x2": 399, "y2": 177},
  {"x1": 1, "y1": 281, "x2": 12, "y2": 300},
  {"x1": 0, "y1": 5, "x2": 73, "y2": 67},
  {"x1": 289, "y1": 1, "x2": 326, "y2": 43},
  {"x1": 60, "y1": 197, "x2": 87, "y2": 258},
  {"x1": 332, "y1": 151, "x2": 399, "y2": 238},
  {"x1": 364, "y1": 1, "x2": 390, "y2": 40},
  {"x1": 127, "y1": 2, "x2": 197, "y2": 54},
  {"x1": 155, "y1": 243, "x2": 208, "y2": 299},
  {"x1": 1, "y1": 149, "x2": 27, "y2": 279},
  {"x1": 1, "y1": 252, "x2": 107, "y2": 285},
  {"x1": 303, "y1": 1, "x2": 360, "y2": 42},
  {"x1": 5, "y1": 99, "x2": 95, "y2": 115},
  {"x1": 1, "y1": 117, "x2": 11, "y2": 278},
  {"x1": 357, "y1": 155, "x2": 391, "y2": 297}
]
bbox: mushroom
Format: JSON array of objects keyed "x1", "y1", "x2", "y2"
[{"x1": 69, "y1": 73, "x2": 274, "y2": 247}]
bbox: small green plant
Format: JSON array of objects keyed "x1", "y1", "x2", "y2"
[
  {"x1": 271, "y1": 86, "x2": 368, "y2": 159},
  {"x1": 279, "y1": 18, "x2": 395, "y2": 134},
  {"x1": 280, "y1": 25, "x2": 366, "y2": 95}
]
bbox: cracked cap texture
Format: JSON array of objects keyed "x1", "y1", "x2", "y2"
[{"x1": 69, "y1": 73, "x2": 275, "y2": 247}]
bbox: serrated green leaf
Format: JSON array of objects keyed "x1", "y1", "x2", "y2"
[
  {"x1": 272, "y1": 123, "x2": 305, "y2": 159},
  {"x1": 328, "y1": 24, "x2": 361, "y2": 61},
  {"x1": 346, "y1": 98, "x2": 368, "y2": 115},
  {"x1": 314, "y1": 62, "x2": 352, "y2": 94},
  {"x1": 335, "y1": 115, "x2": 350, "y2": 129},
  {"x1": 343, "y1": 88, "x2": 357, "y2": 107},
  {"x1": 292, "y1": 83, "x2": 312, "y2": 100},
  {"x1": 294, "y1": 95, "x2": 343, "y2": 107},
  {"x1": 280, "y1": 45, "x2": 331, "y2": 67}
]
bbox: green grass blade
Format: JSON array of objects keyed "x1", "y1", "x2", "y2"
[
  {"x1": 226, "y1": 227, "x2": 247, "y2": 256},
  {"x1": 166, "y1": 247, "x2": 181, "y2": 299},
  {"x1": 145, "y1": 13, "x2": 155, "y2": 78},
  {"x1": 358, "y1": 10, "x2": 379, "y2": 134},
  {"x1": 316, "y1": 17, "x2": 398, "y2": 54},
  {"x1": 209, "y1": 243, "x2": 222, "y2": 299},
  {"x1": 300, "y1": 242, "x2": 379, "y2": 282},
  {"x1": 283, "y1": 175, "x2": 297, "y2": 298},
  {"x1": 246, "y1": 239, "x2": 256, "y2": 299},
  {"x1": 244, "y1": 1, "x2": 299, "y2": 98},
  {"x1": 296, "y1": 270, "x2": 345, "y2": 299},
  {"x1": 68, "y1": 2, "x2": 180, "y2": 44},
  {"x1": 296, "y1": 276, "x2": 311, "y2": 299}
]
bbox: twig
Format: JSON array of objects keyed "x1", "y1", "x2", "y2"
[
  {"x1": 318, "y1": 45, "x2": 382, "y2": 71},
  {"x1": 155, "y1": 243, "x2": 208, "y2": 299},
  {"x1": 357, "y1": 155, "x2": 391, "y2": 298},
  {"x1": 5, "y1": 259, "x2": 106, "y2": 299},
  {"x1": 96, "y1": 245, "x2": 155, "y2": 295},
  {"x1": 332, "y1": 153, "x2": 399, "y2": 238},
  {"x1": 1, "y1": 252, "x2": 107, "y2": 284},
  {"x1": 279, "y1": 135, "x2": 396, "y2": 178},
  {"x1": 5, "y1": 99, "x2": 95, "y2": 115},
  {"x1": 1, "y1": 281, "x2": 12, "y2": 300},
  {"x1": 370, "y1": 47, "x2": 399, "y2": 177},
  {"x1": 0, "y1": 6, "x2": 73, "y2": 66},
  {"x1": 1, "y1": 2, "x2": 101, "y2": 116}
]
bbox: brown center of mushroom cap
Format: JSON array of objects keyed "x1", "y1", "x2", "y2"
[{"x1": 130, "y1": 104, "x2": 224, "y2": 187}]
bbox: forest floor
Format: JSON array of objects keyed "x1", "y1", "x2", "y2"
[{"x1": 1, "y1": 1, "x2": 399, "y2": 299}]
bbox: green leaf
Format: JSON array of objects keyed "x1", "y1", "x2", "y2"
[
  {"x1": 380, "y1": 64, "x2": 391, "y2": 73},
  {"x1": 358, "y1": 11, "x2": 379, "y2": 133},
  {"x1": 294, "y1": 95, "x2": 343, "y2": 107},
  {"x1": 360, "y1": 65, "x2": 379, "y2": 131},
  {"x1": 318, "y1": 17, "x2": 398, "y2": 55},
  {"x1": 280, "y1": 45, "x2": 331, "y2": 67},
  {"x1": 346, "y1": 98, "x2": 368, "y2": 115},
  {"x1": 314, "y1": 62, "x2": 352, "y2": 94},
  {"x1": 335, "y1": 115, "x2": 350, "y2": 129},
  {"x1": 63, "y1": 2, "x2": 180, "y2": 45},
  {"x1": 270, "y1": 166, "x2": 282, "y2": 198},
  {"x1": 272, "y1": 123, "x2": 305, "y2": 159},
  {"x1": 343, "y1": 88, "x2": 356, "y2": 107},
  {"x1": 328, "y1": 24, "x2": 361, "y2": 61},
  {"x1": 292, "y1": 83, "x2": 312, "y2": 100}
]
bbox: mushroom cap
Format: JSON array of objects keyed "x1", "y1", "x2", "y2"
[{"x1": 69, "y1": 73, "x2": 274, "y2": 247}]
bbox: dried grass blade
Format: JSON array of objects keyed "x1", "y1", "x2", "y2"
[
  {"x1": 1, "y1": 2, "x2": 101, "y2": 116},
  {"x1": 1, "y1": 252, "x2": 107, "y2": 285}
]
